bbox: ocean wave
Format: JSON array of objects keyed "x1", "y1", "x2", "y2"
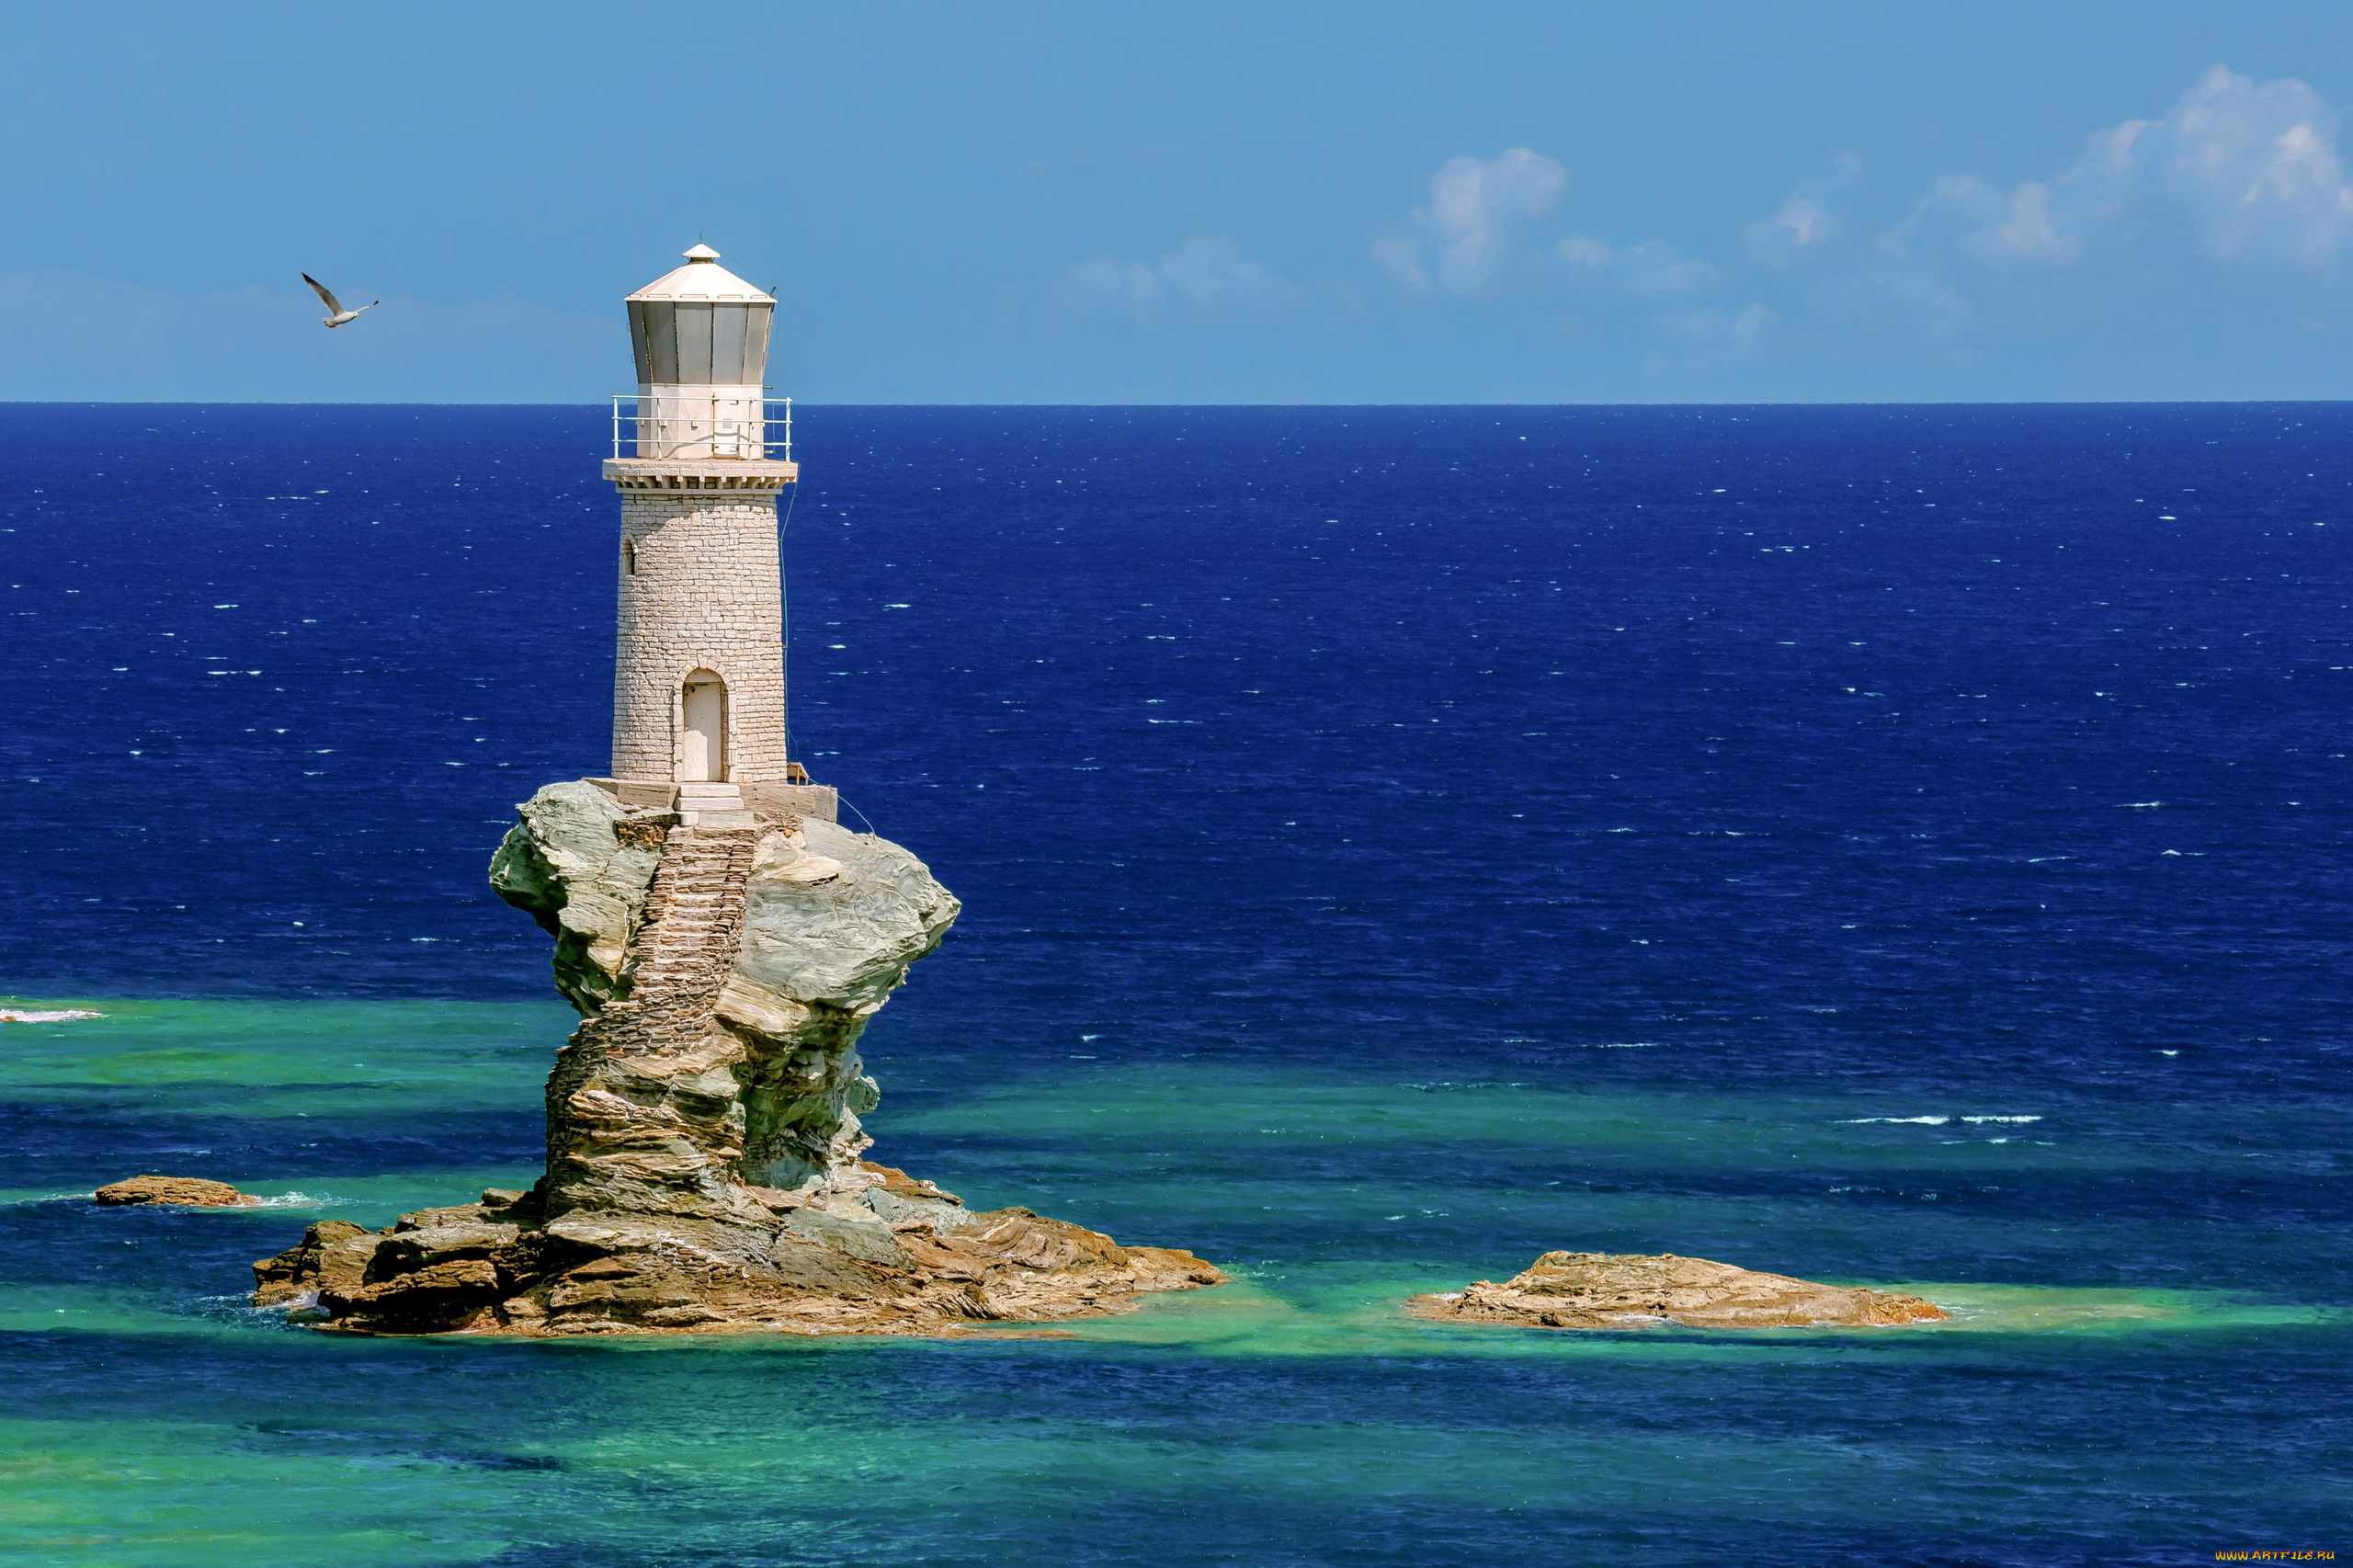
[
  {"x1": 1496, "y1": 1040, "x2": 1658, "y2": 1049},
  {"x1": 1841, "y1": 1114, "x2": 2043, "y2": 1126},
  {"x1": 1401, "y1": 1081, "x2": 1530, "y2": 1091},
  {"x1": 6, "y1": 1188, "x2": 336, "y2": 1210},
  {"x1": 0, "y1": 1008, "x2": 103, "y2": 1022}
]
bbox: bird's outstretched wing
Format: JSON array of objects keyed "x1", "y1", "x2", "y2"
[{"x1": 302, "y1": 273, "x2": 344, "y2": 314}]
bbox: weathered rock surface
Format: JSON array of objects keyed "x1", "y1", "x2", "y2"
[
  {"x1": 1408, "y1": 1251, "x2": 1949, "y2": 1331},
  {"x1": 97, "y1": 1175, "x2": 256, "y2": 1207},
  {"x1": 254, "y1": 1172, "x2": 1221, "y2": 1336},
  {"x1": 254, "y1": 780, "x2": 1222, "y2": 1336}
]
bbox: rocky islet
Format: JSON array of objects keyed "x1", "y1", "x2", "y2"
[
  {"x1": 1409, "y1": 1250, "x2": 1950, "y2": 1331},
  {"x1": 251, "y1": 781, "x2": 1222, "y2": 1336},
  {"x1": 97, "y1": 1175, "x2": 256, "y2": 1208}
]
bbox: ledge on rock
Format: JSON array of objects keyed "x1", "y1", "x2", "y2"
[{"x1": 1408, "y1": 1251, "x2": 1949, "y2": 1331}]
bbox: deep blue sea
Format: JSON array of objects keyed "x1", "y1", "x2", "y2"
[{"x1": 0, "y1": 403, "x2": 2346, "y2": 1565}]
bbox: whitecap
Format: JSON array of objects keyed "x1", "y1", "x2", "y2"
[
  {"x1": 1842, "y1": 1113, "x2": 2040, "y2": 1127},
  {"x1": 1400, "y1": 1080, "x2": 1529, "y2": 1091},
  {"x1": 0, "y1": 1008, "x2": 102, "y2": 1023}
]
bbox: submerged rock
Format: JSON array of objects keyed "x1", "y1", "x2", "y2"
[
  {"x1": 97, "y1": 1175, "x2": 256, "y2": 1207},
  {"x1": 1408, "y1": 1251, "x2": 1949, "y2": 1331},
  {"x1": 255, "y1": 781, "x2": 1222, "y2": 1337}
]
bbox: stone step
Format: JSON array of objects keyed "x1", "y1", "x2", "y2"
[{"x1": 573, "y1": 808, "x2": 767, "y2": 1079}]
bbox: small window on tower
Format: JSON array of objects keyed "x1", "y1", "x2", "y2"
[{"x1": 622, "y1": 538, "x2": 638, "y2": 575}]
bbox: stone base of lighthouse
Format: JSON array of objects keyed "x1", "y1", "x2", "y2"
[{"x1": 586, "y1": 777, "x2": 839, "y2": 825}]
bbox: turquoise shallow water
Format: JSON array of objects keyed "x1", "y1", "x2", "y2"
[{"x1": 0, "y1": 1000, "x2": 2342, "y2": 1566}]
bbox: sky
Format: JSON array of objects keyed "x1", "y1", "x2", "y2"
[{"x1": 8, "y1": 1, "x2": 2353, "y2": 403}]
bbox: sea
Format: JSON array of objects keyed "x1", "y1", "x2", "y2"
[{"x1": 0, "y1": 403, "x2": 2345, "y2": 1566}]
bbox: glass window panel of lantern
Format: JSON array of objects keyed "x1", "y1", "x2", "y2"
[
  {"x1": 744, "y1": 306, "x2": 772, "y2": 386},
  {"x1": 645, "y1": 302, "x2": 679, "y2": 384},
  {"x1": 628, "y1": 301, "x2": 658, "y2": 383},
  {"x1": 710, "y1": 304, "x2": 748, "y2": 383},
  {"x1": 675, "y1": 303, "x2": 714, "y2": 384}
]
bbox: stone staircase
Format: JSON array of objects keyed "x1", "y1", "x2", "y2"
[
  {"x1": 608, "y1": 822, "x2": 762, "y2": 1040},
  {"x1": 542, "y1": 821, "x2": 767, "y2": 1195},
  {"x1": 674, "y1": 781, "x2": 755, "y2": 826}
]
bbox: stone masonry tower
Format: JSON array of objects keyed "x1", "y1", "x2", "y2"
[{"x1": 593, "y1": 244, "x2": 835, "y2": 825}]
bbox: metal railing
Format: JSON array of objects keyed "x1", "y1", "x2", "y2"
[{"x1": 611, "y1": 394, "x2": 793, "y2": 462}]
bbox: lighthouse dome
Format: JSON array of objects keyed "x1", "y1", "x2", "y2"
[{"x1": 626, "y1": 244, "x2": 775, "y2": 305}]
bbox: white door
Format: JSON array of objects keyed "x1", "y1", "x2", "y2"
[{"x1": 681, "y1": 672, "x2": 727, "y2": 781}]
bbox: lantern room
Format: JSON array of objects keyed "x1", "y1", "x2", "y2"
[{"x1": 623, "y1": 244, "x2": 777, "y2": 460}]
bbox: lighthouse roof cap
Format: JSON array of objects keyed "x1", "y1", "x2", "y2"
[{"x1": 627, "y1": 244, "x2": 774, "y2": 304}]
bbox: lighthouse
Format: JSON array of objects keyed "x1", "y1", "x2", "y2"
[{"x1": 591, "y1": 244, "x2": 835, "y2": 825}]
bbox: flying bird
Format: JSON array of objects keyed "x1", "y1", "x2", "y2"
[{"x1": 301, "y1": 273, "x2": 378, "y2": 328}]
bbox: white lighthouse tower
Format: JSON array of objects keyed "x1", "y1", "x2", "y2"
[{"x1": 591, "y1": 244, "x2": 834, "y2": 825}]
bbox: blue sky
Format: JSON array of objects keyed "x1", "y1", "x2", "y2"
[{"x1": 8, "y1": 1, "x2": 2353, "y2": 403}]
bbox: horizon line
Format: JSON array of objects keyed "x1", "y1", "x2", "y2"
[{"x1": 3, "y1": 397, "x2": 2351, "y2": 410}]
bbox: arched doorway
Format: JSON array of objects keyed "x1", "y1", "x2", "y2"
[{"x1": 680, "y1": 670, "x2": 728, "y2": 781}]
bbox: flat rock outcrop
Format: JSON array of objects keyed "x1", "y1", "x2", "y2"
[
  {"x1": 1408, "y1": 1251, "x2": 1949, "y2": 1331},
  {"x1": 253, "y1": 781, "x2": 1222, "y2": 1336},
  {"x1": 97, "y1": 1176, "x2": 256, "y2": 1207}
]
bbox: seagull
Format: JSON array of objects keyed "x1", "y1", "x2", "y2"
[{"x1": 302, "y1": 273, "x2": 378, "y2": 328}]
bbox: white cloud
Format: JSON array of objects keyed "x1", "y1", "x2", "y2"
[
  {"x1": 1885, "y1": 66, "x2": 2353, "y2": 275},
  {"x1": 2116, "y1": 66, "x2": 2353, "y2": 267},
  {"x1": 1718, "y1": 65, "x2": 2353, "y2": 371},
  {"x1": 1559, "y1": 235, "x2": 1722, "y2": 297},
  {"x1": 1745, "y1": 154, "x2": 1863, "y2": 267},
  {"x1": 1377, "y1": 147, "x2": 1567, "y2": 294},
  {"x1": 1059, "y1": 236, "x2": 1290, "y2": 317},
  {"x1": 1555, "y1": 235, "x2": 1772, "y2": 369}
]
